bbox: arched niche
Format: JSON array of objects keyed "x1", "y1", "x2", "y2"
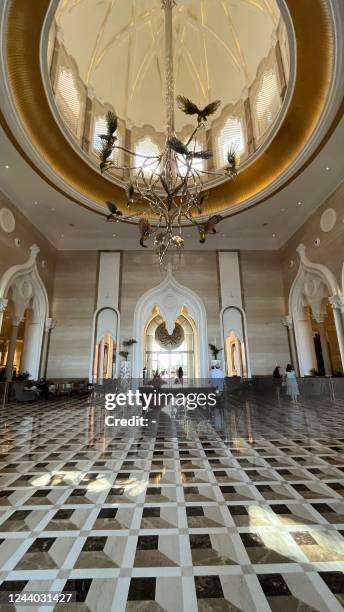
[
  {"x1": 132, "y1": 266, "x2": 208, "y2": 378},
  {"x1": 221, "y1": 305, "x2": 251, "y2": 378},
  {"x1": 90, "y1": 306, "x2": 119, "y2": 381},
  {"x1": 0, "y1": 245, "x2": 49, "y2": 379}
]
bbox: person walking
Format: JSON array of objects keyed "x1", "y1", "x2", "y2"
[{"x1": 285, "y1": 364, "x2": 299, "y2": 403}]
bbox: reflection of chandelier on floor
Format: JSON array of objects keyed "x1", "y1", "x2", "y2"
[{"x1": 99, "y1": 0, "x2": 239, "y2": 264}]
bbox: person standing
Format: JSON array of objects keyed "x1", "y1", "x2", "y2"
[
  {"x1": 210, "y1": 365, "x2": 224, "y2": 393},
  {"x1": 272, "y1": 365, "x2": 282, "y2": 402},
  {"x1": 285, "y1": 364, "x2": 299, "y2": 403},
  {"x1": 177, "y1": 366, "x2": 183, "y2": 385}
]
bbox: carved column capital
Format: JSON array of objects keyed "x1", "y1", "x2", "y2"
[
  {"x1": 329, "y1": 293, "x2": 344, "y2": 313},
  {"x1": 0, "y1": 298, "x2": 8, "y2": 313},
  {"x1": 312, "y1": 313, "x2": 327, "y2": 325},
  {"x1": 161, "y1": 0, "x2": 176, "y2": 8},
  {"x1": 45, "y1": 318, "x2": 57, "y2": 332},
  {"x1": 11, "y1": 315, "x2": 23, "y2": 327},
  {"x1": 281, "y1": 315, "x2": 293, "y2": 329}
]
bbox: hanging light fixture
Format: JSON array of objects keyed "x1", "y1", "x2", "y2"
[{"x1": 99, "y1": 0, "x2": 239, "y2": 264}]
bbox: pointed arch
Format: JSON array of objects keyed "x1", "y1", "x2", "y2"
[
  {"x1": 288, "y1": 244, "x2": 342, "y2": 376},
  {"x1": 0, "y1": 244, "x2": 49, "y2": 379},
  {"x1": 132, "y1": 267, "x2": 208, "y2": 378}
]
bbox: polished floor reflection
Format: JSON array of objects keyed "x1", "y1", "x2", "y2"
[{"x1": 0, "y1": 392, "x2": 343, "y2": 611}]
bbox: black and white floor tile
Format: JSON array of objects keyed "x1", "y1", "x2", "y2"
[{"x1": 0, "y1": 392, "x2": 343, "y2": 610}]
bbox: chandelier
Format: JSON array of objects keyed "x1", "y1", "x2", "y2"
[{"x1": 98, "y1": 0, "x2": 238, "y2": 264}]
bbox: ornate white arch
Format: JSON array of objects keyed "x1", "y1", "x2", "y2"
[
  {"x1": 288, "y1": 244, "x2": 343, "y2": 376},
  {"x1": 0, "y1": 244, "x2": 49, "y2": 378},
  {"x1": 132, "y1": 266, "x2": 209, "y2": 378}
]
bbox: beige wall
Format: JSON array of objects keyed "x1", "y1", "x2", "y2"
[
  {"x1": 280, "y1": 182, "x2": 344, "y2": 300},
  {"x1": 47, "y1": 251, "x2": 98, "y2": 378},
  {"x1": 0, "y1": 191, "x2": 57, "y2": 302},
  {"x1": 240, "y1": 251, "x2": 290, "y2": 375},
  {"x1": 45, "y1": 248, "x2": 294, "y2": 378}
]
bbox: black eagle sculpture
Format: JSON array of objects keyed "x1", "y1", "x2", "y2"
[{"x1": 177, "y1": 95, "x2": 221, "y2": 123}]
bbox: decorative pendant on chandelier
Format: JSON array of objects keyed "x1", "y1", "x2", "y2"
[{"x1": 98, "y1": 101, "x2": 239, "y2": 264}]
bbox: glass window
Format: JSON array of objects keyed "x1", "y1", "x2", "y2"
[
  {"x1": 135, "y1": 137, "x2": 161, "y2": 176},
  {"x1": 217, "y1": 117, "x2": 245, "y2": 168},
  {"x1": 93, "y1": 116, "x2": 122, "y2": 166},
  {"x1": 256, "y1": 70, "x2": 281, "y2": 137},
  {"x1": 55, "y1": 68, "x2": 81, "y2": 135}
]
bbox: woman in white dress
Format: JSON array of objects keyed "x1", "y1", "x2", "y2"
[{"x1": 285, "y1": 364, "x2": 299, "y2": 403}]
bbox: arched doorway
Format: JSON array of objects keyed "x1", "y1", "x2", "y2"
[
  {"x1": 289, "y1": 244, "x2": 344, "y2": 376},
  {"x1": 0, "y1": 245, "x2": 49, "y2": 380},
  {"x1": 132, "y1": 266, "x2": 208, "y2": 378},
  {"x1": 221, "y1": 306, "x2": 250, "y2": 377},
  {"x1": 144, "y1": 308, "x2": 195, "y2": 380}
]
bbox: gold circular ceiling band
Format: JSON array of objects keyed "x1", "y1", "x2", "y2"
[{"x1": 1, "y1": 0, "x2": 341, "y2": 221}]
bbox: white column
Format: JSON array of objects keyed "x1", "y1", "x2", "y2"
[
  {"x1": 295, "y1": 311, "x2": 317, "y2": 376},
  {"x1": 5, "y1": 315, "x2": 22, "y2": 380},
  {"x1": 281, "y1": 315, "x2": 299, "y2": 375},
  {"x1": 39, "y1": 319, "x2": 57, "y2": 378},
  {"x1": 329, "y1": 294, "x2": 344, "y2": 372},
  {"x1": 0, "y1": 298, "x2": 8, "y2": 334},
  {"x1": 98, "y1": 337, "x2": 106, "y2": 381},
  {"x1": 313, "y1": 313, "x2": 332, "y2": 376}
]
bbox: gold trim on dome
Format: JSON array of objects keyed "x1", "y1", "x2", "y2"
[{"x1": 1, "y1": 0, "x2": 342, "y2": 221}]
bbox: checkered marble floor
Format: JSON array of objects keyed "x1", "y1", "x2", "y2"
[{"x1": 0, "y1": 392, "x2": 343, "y2": 611}]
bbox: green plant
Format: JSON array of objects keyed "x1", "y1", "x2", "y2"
[
  {"x1": 209, "y1": 344, "x2": 222, "y2": 359},
  {"x1": 17, "y1": 371, "x2": 30, "y2": 381}
]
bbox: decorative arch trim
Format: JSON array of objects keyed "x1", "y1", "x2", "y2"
[
  {"x1": 0, "y1": 244, "x2": 49, "y2": 379},
  {"x1": 132, "y1": 266, "x2": 208, "y2": 378},
  {"x1": 89, "y1": 305, "x2": 120, "y2": 381},
  {"x1": 288, "y1": 243, "x2": 343, "y2": 376},
  {"x1": 289, "y1": 243, "x2": 339, "y2": 315}
]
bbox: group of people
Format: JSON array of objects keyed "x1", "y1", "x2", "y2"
[{"x1": 273, "y1": 363, "x2": 299, "y2": 402}]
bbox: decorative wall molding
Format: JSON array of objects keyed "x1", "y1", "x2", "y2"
[{"x1": 287, "y1": 243, "x2": 344, "y2": 376}]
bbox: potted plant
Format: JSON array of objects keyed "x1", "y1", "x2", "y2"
[
  {"x1": 119, "y1": 339, "x2": 137, "y2": 360},
  {"x1": 16, "y1": 371, "x2": 30, "y2": 382},
  {"x1": 119, "y1": 339, "x2": 137, "y2": 379}
]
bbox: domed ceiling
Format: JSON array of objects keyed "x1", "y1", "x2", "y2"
[
  {"x1": 0, "y1": 0, "x2": 340, "y2": 224},
  {"x1": 52, "y1": 0, "x2": 285, "y2": 133}
]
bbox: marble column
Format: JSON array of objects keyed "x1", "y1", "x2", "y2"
[
  {"x1": 5, "y1": 315, "x2": 22, "y2": 381},
  {"x1": 313, "y1": 314, "x2": 332, "y2": 376},
  {"x1": 40, "y1": 319, "x2": 57, "y2": 378},
  {"x1": 329, "y1": 293, "x2": 344, "y2": 372},
  {"x1": 281, "y1": 315, "x2": 299, "y2": 375}
]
